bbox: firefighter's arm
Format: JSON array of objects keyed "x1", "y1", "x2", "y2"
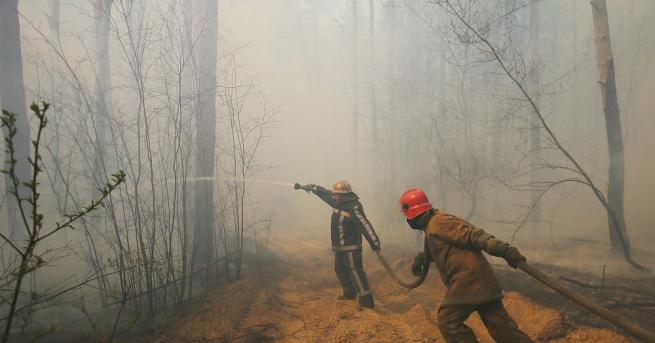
[
  {"x1": 308, "y1": 185, "x2": 338, "y2": 207},
  {"x1": 434, "y1": 218, "x2": 525, "y2": 268},
  {"x1": 432, "y1": 217, "x2": 475, "y2": 248},
  {"x1": 351, "y1": 205, "x2": 381, "y2": 251}
]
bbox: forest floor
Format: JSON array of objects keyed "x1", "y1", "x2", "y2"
[{"x1": 134, "y1": 233, "x2": 651, "y2": 343}]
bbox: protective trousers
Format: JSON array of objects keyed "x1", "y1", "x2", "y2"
[
  {"x1": 334, "y1": 250, "x2": 374, "y2": 308},
  {"x1": 437, "y1": 300, "x2": 533, "y2": 343}
]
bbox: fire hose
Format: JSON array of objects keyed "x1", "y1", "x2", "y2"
[
  {"x1": 517, "y1": 261, "x2": 655, "y2": 342},
  {"x1": 375, "y1": 250, "x2": 655, "y2": 342},
  {"x1": 374, "y1": 250, "x2": 429, "y2": 289}
]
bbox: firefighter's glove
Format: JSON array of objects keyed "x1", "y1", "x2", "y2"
[
  {"x1": 304, "y1": 184, "x2": 317, "y2": 193},
  {"x1": 372, "y1": 242, "x2": 381, "y2": 252},
  {"x1": 411, "y1": 252, "x2": 429, "y2": 276},
  {"x1": 503, "y1": 246, "x2": 526, "y2": 269}
]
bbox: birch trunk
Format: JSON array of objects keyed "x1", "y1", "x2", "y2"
[
  {"x1": 93, "y1": 0, "x2": 113, "y2": 187},
  {"x1": 591, "y1": 0, "x2": 629, "y2": 254},
  {"x1": 351, "y1": 0, "x2": 359, "y2": 168},
  {"x1": 0, "y1": 0, "x2": 31, "y2": 241},
  {"x1": 369, "y1": 0, "x2": 377, "y2": 184},
  {"x1": 528, "y1": 2, "x2": 542, "y2": 234},
  {"x1": 193, "y1": 0, "x2": 218, "y2": 286}
]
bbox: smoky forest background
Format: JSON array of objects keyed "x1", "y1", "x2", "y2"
[{"x1": 1, "y1": 0, "x2": 654, "y2": 342}]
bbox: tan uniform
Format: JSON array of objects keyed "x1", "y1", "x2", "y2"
[{"x1": 424, "y1": 210, "x2": 532, "y2": 343}]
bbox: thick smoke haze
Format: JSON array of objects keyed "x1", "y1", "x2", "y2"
[
  {"x1": 1, "y1": 0, "x2": 654, "y2": 341},
  {"x1": 220, "y1": 0, "x2": 655, "y2": 251}
]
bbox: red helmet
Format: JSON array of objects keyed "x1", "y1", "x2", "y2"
[{"x1": 399, "y1": 188, "x2": 433, "y2": 220}]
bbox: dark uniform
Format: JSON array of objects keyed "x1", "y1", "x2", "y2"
[
  {"x1": 309, "y1": 185, "x2": 380, "y2": 308},
  {"x1": 414, "y1": 209, "x2": 533, "y2": 343}
]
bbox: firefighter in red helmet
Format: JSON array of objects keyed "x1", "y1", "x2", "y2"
[{"x1": 399, "y1": 188, "x2": 533, "y2": 343}]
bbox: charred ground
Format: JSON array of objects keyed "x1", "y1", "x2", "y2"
[{"x1": 120, "y1": 234, "x2": 650, "y2": 343}]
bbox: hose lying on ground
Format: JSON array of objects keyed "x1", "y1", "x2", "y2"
[
  {"x1": 374, "y1": 250, "x2": 429, "y2": 289},
  {"x1": 518, "y1": 262, "x2": 655, "y2": 342}
]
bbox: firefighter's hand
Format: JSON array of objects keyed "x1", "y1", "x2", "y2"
[
  {"x1": 297, "y1": 184, "x2": 314, "y2": 192},
  {"x1": 372, "y1": 242, "x2": 381, "y2": 252},
  {"x1": 503, "y1": 246, "x2": 526, "y2": 269},
  {"x1": 305, "y1": 184, "x2": 317, "y2": 192},
  {"x1": 411, "y1": 252, "x2": 428, "y2": 276}
]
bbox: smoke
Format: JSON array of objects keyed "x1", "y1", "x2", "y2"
[{"x1": 2, "y1": 0, "x2": 654, "y2": 338}]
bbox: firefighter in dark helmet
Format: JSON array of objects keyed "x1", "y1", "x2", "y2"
[
  {"x1": 296, "y1": 180, "x2": 380, "y2": 309},
  {"x1": 399, "y1": 188, "x2": 533, "y2": 343}
]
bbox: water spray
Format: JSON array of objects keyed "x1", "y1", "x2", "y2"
[{"x1": 168, "y1": 176, "x2": 296, "y2": 188}]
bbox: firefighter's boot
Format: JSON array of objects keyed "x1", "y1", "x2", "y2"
[{"x1": 358, "y1": 294, "x2": 375, "y2": 309}]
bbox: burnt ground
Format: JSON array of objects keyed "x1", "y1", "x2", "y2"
[
  {"x1": 125, "y1": 233, "x2": 650, "y2": 343},
  {"x1": 496, "y1": 261, "x2": 655, "y2": 340}
]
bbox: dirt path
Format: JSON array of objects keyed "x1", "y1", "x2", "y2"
[{"x1": 148, "y1": 236, "x2": 630, "y2": 342}]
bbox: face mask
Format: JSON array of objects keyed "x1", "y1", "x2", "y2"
[
  {"x1": 407, "y1": 217, "x2": 424, "y2": 231},
  {"x1": 407, "y1": 209, "x2": 433, "y2": 230}
]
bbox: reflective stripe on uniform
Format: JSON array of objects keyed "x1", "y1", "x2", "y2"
[
  {"x1": 333, "y1": 208, "x2": 351, "y2": 217},
  {"x1": 347, "y1": 251, "x2": 366, "y2": 295},
  {"x1": 332, "y1": 245, "x2": 361, "y2": 252},
  {"x1": 353, "y1": 206, "x2": 378, "y2": 245},
  {"x1": 338, "y1": 215, "x2": 345, "y2": 245}
]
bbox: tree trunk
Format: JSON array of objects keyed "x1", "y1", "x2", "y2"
[
  {"x1": 528, "y1": 2, "x2": 542, "y2": 234},
  {"x1": 571, "y1": 0, "x2": 580, "y2": 136},
  {"x1": 0, "y1": 0, "x2": 31, "y2": 241},
  {"x1": 312, "y1": 0, "x2": 319, "y2": 81},
  {"x1": 369, "y1": 0, "x2": 377, "y2": 185},
  {"x1": 590, "y1": 0, "x2": 629, "y2": 254},
  {"x1": 93, "y1": 0, "x2": 113, "y2": 188},
  {"x1": 193, "y1": 0, "x2": 218, "y2": 286},
  {"x1": 384, "y1": 0, "x2": 398, "y2": 232},
  {"x1": 48, "y1": 0, "x2": 61, "y2": 34},
  {"x1": 351, "y1": 0, "x2": 359, "y2": 169}
]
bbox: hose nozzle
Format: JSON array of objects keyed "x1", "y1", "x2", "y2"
[{"x1": 294, "y1": 182, "x2": 302, "y2": 190}]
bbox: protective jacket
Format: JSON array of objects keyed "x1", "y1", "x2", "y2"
[
  {"x1": 423, "y1": 209, "x2": 510, "y2": 306},
  {"x1": 310, "y1": 185, "x2": 380, "y2": 252}
]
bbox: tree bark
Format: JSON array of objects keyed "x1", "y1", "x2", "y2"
[
  {"x1": 369, "y1": 0, "x2": 377, "y2": 185},
  {"x1": 0, "y1": 0, "x2": 31, "y2": 241},
  {"x1": 590, "y1": 0, "x2": 629, "y2": 254},
  {"x1": 351, "y1": 0, "x2": 359, "y2": 168},
  {"x1": 571, "y1": 0, "x2": 580, "y2": 136},
  {"x1": 193, "y1": 0, "x2": 218, "y2": 286},
  {"x1": 528, "y1": 2, "x2": 542, "y2": 234},
  {"x1": 48, "y1": 0, "x2": 61, "y2": 34},
  {"x1": 93, "y1": 0, "x2": 113, "y2": 188}
]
